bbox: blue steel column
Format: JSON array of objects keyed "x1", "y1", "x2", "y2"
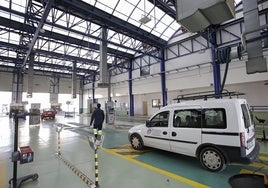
[
  {"x1": 92, "y1": 74, "x2": 96, "y2": 103},
  {"x1": 160, "y1": 49, "x2": 167, "y2": 106},
  {"x1": 210, "y1": 32, "x2": 221, "y2": 96},
  {"x1": 128, "y1": 60, "x2": 134, "y2": 116}
]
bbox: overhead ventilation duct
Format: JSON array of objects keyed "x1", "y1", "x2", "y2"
[
  {"x1": 98, "y1": 27, "x2": 109, "y2": 88},
  {"x1": 175, "y1": 0, "x2": 235, "y2": 33},
  {"x1": 72, "y1": 61, "x2": 77, "y2": 99},
  {"x1": 243, "y1": 0, "x2": 267, "y2": 74},
  {"x1": 27, "y1": 53, "x2": 34, "y2": 98}
]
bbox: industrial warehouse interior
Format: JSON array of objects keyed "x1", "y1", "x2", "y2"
[{"x1": 1, "y1": 0, "x2": 268, "y2": 188}]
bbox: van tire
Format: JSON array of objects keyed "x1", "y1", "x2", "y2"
[
  {"x1": 130, "y1": 134, "x2": 144, "y2": 150},
  {"x1": 199, "y1": 147, "x2": 226, "y2": 172}
]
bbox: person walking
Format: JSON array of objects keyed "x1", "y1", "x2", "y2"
[{"x1": 90, "y1": 103, "x2": 105, "y2": 140}]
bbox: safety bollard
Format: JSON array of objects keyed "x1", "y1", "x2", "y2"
[
  {"x1": 94, "y1": 148, "x2": 99, "y2": 187},
  {"x1": 56, "y1": 124, "x2": 64, "y2": 155},
  {"x1": 88, "y1": 135, "x2": 104, "y2": 188}
]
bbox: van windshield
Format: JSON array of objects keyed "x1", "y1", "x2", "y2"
[{"x1": 241, "y1": 104, "x2": 251, "y2": 128}]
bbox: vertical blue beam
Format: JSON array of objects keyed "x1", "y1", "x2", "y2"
[
  {"x1": 160, "y1": 49, "x2": 167, "y2": 106},
  {"x1": 92, "y1": 74, "x2": 96, "y2": 103},
  {"x1": 128, "y1": 60, "x2": 134, "y2": 116},
  {"x1": 210, "y1": 32, "x2": 221, "y2": 96}
]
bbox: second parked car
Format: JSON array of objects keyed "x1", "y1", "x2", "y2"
[{"x1": 41, "y1": 108, "x2": 56, "y2": 120}]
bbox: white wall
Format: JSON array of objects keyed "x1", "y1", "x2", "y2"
[
  {"x1": 0, "y1": 72, "x2": 79, "y2": 94},
  {"x1": 0, "y1": 72, "x2": 13, "y2": 91}
]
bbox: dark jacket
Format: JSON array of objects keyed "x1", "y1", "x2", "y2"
[{"x1": 90, "y1": 108, "x2": 105, "y2": 126}]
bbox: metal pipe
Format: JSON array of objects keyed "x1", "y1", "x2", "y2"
[{"x1": 241, "y1": 23, "x2": 268, "y2": 51}]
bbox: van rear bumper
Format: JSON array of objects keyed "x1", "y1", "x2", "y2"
[{"x1": 230, "y1": 142, "x2": 260, "y2": 164}]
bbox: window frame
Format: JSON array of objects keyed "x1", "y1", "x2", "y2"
[{"x1": 149, "y1": 110, "x2": 170, "y2": 128}]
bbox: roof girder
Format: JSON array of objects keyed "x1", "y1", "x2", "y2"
[
  {"x1": 0, "y1": 13, "x2": 134, "y2": 59},
  {"x1": 42, "y1": 0, "x2": 167, "y2": 48}
]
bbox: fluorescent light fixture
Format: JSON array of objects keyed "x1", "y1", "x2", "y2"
[
  {"x1": 40, "y1": 28, "x2": 45, "y2": 33},
  {"x1": 139, "y1": 15, "x2": 151, "y2": 24}
]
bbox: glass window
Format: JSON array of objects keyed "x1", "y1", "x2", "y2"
[
  {"x1": 241, "y1": 104, "x2": 251, "y2": 128},
  {"x1": 173, "y1": 110, "x2": 201, "y2": 128},
  {"x1": 203, "y1": 108, "x2": 226, "y2": 129},
  {"x1": 150, "y1": 111, "x2": 169, "y2": 127}
]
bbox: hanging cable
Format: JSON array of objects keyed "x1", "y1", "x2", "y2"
[{"x1": 216, "y1": 47, "x2": 231, "y2": 94}]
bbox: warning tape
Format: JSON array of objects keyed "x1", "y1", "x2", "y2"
[{"x1": 57, "y1": 154, "x2": 95, "y2": 187}]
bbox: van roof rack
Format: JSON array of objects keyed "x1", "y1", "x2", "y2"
[{"x1": 174, "y1": 90, "x2": 245, "y2": 103}]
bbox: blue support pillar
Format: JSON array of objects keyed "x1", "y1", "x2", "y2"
[
  {"x1": 92, "y1": 74, "x2": 96, "y2": 104},
  {"x1": 128, "y1": 60, "x2": 134, "y2": 116},
  {"x1": 210, "y1": 32, "x2": 221, "y2": 96},
  {"x1": 160, "y1": 49, "x2": 167, "y2": 107}
]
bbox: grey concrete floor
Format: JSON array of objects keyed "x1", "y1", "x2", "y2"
[{"x1": 1, "y1": 113, "x2": 268, "y2": 188}]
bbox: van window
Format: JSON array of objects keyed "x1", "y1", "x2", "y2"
[
  {"x1": 173, "y1": 110, "x2": 201, "y2": 128},
  {"x1": 241, "y1": 104, "x2": 251, "y2": 128},
  {"x1": 150, "y1": 111, "x2": 169, "y2": 127},
  {"x1": 203, "y1": 108, "x2": 226, "y2": 129}
]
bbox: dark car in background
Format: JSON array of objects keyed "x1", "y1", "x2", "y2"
[{"x1": 41, "y1": 108, "x2": 56, "y2": 120}]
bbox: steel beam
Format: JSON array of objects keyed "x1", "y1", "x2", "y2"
[
  {"x1": 128, "y1": 60, "x2": 134, "y2": 116},
  {"x1": 0, "y1": 15, "x2": 134, "y2": 59},
  {"x1": 160, "y1": 49, "x2": 167, "y2": 107},
  {"x1": 22, "y1": 0, "x2": 54, "y2": 68},
  {"x1": 148, "y1": 0, "x2": 176, "y2": 19},
  {"x1": 0, "y1": 54, "x2": 95, "y2": 75},
  {"x1": 41, "y1": 0, "x2": 166, "y2": 48},
  {"x1": 0, "y1": 41, "x2": 99, "y2": 67}
]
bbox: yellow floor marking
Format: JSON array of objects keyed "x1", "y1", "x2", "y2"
[
  {"x1": 102, "y1": 147, "x2": 210, "y2": 188},
  {"x1": 0, "y1": 162, "x2": 6, "y2": 188},
  {"x1": 240, "y1": 169, "x2": 265, "y2": 176},
  {"x1": 259, "y1": 156, "x2": 268, "y2": 161},
  {"x1": 79, "y1": 138, "x2": 209, "y2": 187},
  {"x1": 250, "y1": 162, "x2": 268, "y2": 170}
]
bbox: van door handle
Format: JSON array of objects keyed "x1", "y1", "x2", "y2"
[
  {"x1": 172, "y1": 132, "x2": 177, "y2": 137},
  {"x1": 163, "y1": 131, "x2": 167, "y2": 135}
]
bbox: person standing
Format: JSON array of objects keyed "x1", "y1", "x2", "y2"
[{"x1": 90, "y1": 103, "x2": 105, "y2": 139}]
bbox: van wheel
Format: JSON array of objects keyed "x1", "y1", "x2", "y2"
[
  {"x1": 130, "y1": 134, "x2": 144, "y2": 150},
  {"x1": 199, "y1": 147, "x2": 226, "y2": 172}
]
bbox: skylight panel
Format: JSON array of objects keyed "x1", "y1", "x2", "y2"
[
  {"x1": 11, "y1": 0, "x2": 26, "y2": 14},
  {"x1": 113, "y1": 0, "x2": 133, "y2": 22},
  {"x1": 68, "y1": 32, "x2": 83, "y2": 40},
  {"x1": 169, "y1": 20, "x2": 180, "y2": 31},
  {"x1": 94, "y1": 1, "x2": 115, "y2": 14},
  {"x1": 2, "y1": 0, "x2": 10, "y2": 8},
  {"x1": 8, "y1": 51, "x2": 17, "y2": 58},
  {"x1": 51, "y1": 27, "x2": 69, "y2": 36},
  {"x1": 9, "y1": 33, "x2": 20, "y2": 44},
  {"x1": 0, "y1": 32, "x2": 9, "y2": 43},
  {"x1": 88, "y1": 24, "x2": 101, "y2": 36}
]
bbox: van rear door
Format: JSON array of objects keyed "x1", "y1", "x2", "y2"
[
  {"x1": 170, "y1": 107, "x2": 202, "y2": 157},
  {"x1": 241, "y1": 103, "x2": 256, "y2": 155}
]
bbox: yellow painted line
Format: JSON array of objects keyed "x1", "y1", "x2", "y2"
[
  {"x1": 102, "y1": 147, "x2": 210, "y2": 188},
  {"x1": 0, "y1": 162, "x2": 6, "y2": 188},
  {"x1": 250, "y1": 162, "x2": 268, "y2": 170},
  {"x1": 123, "y1": 154, "x2": 139, "y2": 159},
  {"x1": 259, "y1": 156, "x2": 268, "y2": 161},
  {"x1": 79, "y1": 138, "x2": 209, "y2": 187},
  {"x1": 240, "y1": 169, "x2": 265, "y2": 176}
]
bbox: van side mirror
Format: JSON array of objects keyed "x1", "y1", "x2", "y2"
[{"x1": 146, "y1": 120, "x2": 151, "y2": 127}]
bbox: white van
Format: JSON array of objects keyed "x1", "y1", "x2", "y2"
[{"x1": 128, "y1": 99, "x2": 259, "y2": 172}]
